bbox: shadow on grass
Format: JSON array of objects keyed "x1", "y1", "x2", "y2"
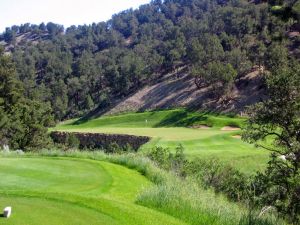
[
  {"x1": 153, "y1": 110, "x2": 212, "y2": 127},
  {"x1": 71, "y1": 98, "x2": 118, "y2": 125},
  {"x1": 71, "y1": 105, "x2": 106, "y2": 125},
  {"x1": 71, "y1": 106, "x2": 239, "y2": 128}
]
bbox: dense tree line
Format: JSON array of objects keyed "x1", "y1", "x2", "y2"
[
  {"x1": 0, "y1": 48, "x2": 54, "y2": 150},
  {"x1": 0, "y1": 0, "x2": 299, "y2": 120}
]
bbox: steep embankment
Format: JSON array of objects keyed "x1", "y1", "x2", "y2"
[{"x1": 100, "y1": 66, "x2": 266, "y2": 116}]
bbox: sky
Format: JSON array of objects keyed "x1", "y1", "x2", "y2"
[{"x1": 0, "y1": 0, "x2": 151, "y2": 32}]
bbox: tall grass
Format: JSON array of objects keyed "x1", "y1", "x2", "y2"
[
  {"x1": 1, "y1": 149, "x2": 287, "y2": 225},
  {"x1": 137, "y1": 176, "x2": 243, "y2": 225}
]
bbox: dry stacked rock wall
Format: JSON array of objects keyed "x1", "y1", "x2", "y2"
[{"x1": 50, "y1": 131, "x2": 150, "y2": 151}]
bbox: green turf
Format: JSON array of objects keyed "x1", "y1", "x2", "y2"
[
  {"x1": 61, "y1": 109, "x2": 245, "y2": 128},
  {"x1": 0, "y1": 157, "x2": 185, "y2": 225},
  {"x1": 54, "y1": 109, "x2": 269, "y2": 174},
  {"x1": 0, "y1": 196, "x2": 117, "y2": 225}
]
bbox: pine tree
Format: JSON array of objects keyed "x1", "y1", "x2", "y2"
[{"x1": 0, "y1": 49, "x2": 54, "y2": 150}]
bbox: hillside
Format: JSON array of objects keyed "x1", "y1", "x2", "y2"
[
  {"x1": 102, "y1": 65, "x2": 266, "y2": 115},
  {"x1": 0, "y1": 0, "x2": 299, "y2": 121},
  {"x1": 1, "y1": 31, "x2": 51, "y2": 53}
]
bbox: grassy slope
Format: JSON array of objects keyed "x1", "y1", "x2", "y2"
[
  {"x1": 0, "y1": 157, "x2": 184, "y2": 225},
  {"x1": 54, "y1": 109, "x2": 269, "y2": 174}
]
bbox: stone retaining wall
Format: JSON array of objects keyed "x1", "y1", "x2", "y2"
[{"x1": 50, "y1": 131, "x2": 150, "y2": 151}]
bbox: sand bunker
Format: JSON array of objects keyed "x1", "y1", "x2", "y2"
[
  {"x1": 232, "y1": 135, "x2": 241, "y2": 139},
  {"x1": 190, "y1": 125, "x2": 211, "y2": 129},
  {"x1": 221, "y1": 126, "x2": 241, "y2": 131}
]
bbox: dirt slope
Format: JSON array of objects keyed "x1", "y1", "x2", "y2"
[{"x1": 103, "y1": 67, "x2": 266, "y2": 115}]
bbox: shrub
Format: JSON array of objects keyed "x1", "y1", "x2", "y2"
[
  {"x1": 147, "y1": 146, "x2": 250, "y2": 203},
  {"x1": 147, "y1": 146, "x2": 172, "y2": 170},
  {"x1": 184, "y1": 158, "x2": 249, "y2": 202},
  {"x1": 107, "y1": 142, "x2": 122, "y2": 153},
  {"x1": 147, "y1": 145, "x2": 187, "y2": 172},
  {"x1": 251, "y1": 155, "x2": 300, "y2": 224},
  {"x1": 239, "y1": 211, "x2": 282, "y2": 225},
  {"x1": 65, "y1": 133, "x2": 80, "y2": 149}
]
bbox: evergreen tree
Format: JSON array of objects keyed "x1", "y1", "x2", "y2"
[
  {"x1": 1, "y1": 0, "x2": 298, "y2": 120},
  {"x1": 85, "y1": 94, "x2": 94, "y2": 110},
  {"x1": 0, "y1": 49, "x2": 54, "y2": 150}
]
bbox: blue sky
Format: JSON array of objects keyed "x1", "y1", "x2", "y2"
[{"x1": 0, "y1": 0, "x2": 151, "y2": 32}]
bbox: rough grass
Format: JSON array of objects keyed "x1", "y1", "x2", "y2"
[
  {"x1": 54, "y1": 109, "x2": 269, "y2": 174},
  {"x1": 137, "y1": 177, "x2": 244, "y2": 225}
]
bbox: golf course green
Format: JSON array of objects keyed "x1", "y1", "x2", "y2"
[
  {"x1": 54, "y1": 109, "x2": 269, "y2": 173},
  {"x1": 0, "y1": 157, "x2": 185, "y2": 225},
  {"x1": 0, "y1": 109, "x2": 277, "y2": 225}
]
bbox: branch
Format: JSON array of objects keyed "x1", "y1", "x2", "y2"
[
  {"x1": 260, "y1": 130, "x2": 292, "y2": 148},
  {"x1": 256, "y1": 143, "x2": 283, "y2": 155}
]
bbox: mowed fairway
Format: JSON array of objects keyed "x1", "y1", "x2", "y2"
[
  {"x1": 0, "y1": 157, "x2": 185, "y2": 225},
  {"x1": 54, "y1": 109, "x2": 270, "y2": 174}
]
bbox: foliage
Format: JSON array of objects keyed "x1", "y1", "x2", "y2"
[
  {"x1": 0, "y1": 0, "x2": 297, "y2": 119},
  {"x1": 65, "y1": 133, "x2": 80, "y2": 149},
  {"x1": 243, "y1": 62, "x2": 300, "y2": 223},
  {"x1": 0, "y1": 49, "x2": 54, "y2": 150},
  {"x1": 147, "y1": 145, "x2": 186, "y2": 172},
  {"x1": 184, "y1": 158, "x2": 249, "y2": 202},
  {"x1": 143, "y1": 145, "x2": 288, "y2": 224},
  {"x1": 107, "y1": 142, "x2": 122, "y2": 153},
  {"x1": 147, "y1": 146, "x2": 250, "y2": 202},
  {"x1": 192, "y1": 61, "x2": 237, "y2": 95}
]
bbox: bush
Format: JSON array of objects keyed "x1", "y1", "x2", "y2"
[
  {"x1": 251, "y1": 155, "x2": 300, "y2": 224},
  {"x1": 147, "y1": 146, "x2": 172, "y2": 170},
  {"x1": 239, "y1": 211, "x2": 282, "y2": 225},
  {"x1": 147, "y1": 145, "x2": 187, "y2": 172},
  {"x1": 147, "y1": 146, "x2": 250, "y2": 203},
  {"x1": 184, "y1": 158, "x2": 249, "y2": 202},
  {"x1": 107, "y1": 142, "x2": 122, "y2": 153},
  {"x1": 65, "y1": 133, "x2": 80, "y2": 149}
]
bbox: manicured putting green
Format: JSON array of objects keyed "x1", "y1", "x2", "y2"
[
  {"x1": 55, "y1": 109, "x2": 269, "y2": 174},
  {"x1": 0, "y1": 157, "x2": 185, "y2": 225}
]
